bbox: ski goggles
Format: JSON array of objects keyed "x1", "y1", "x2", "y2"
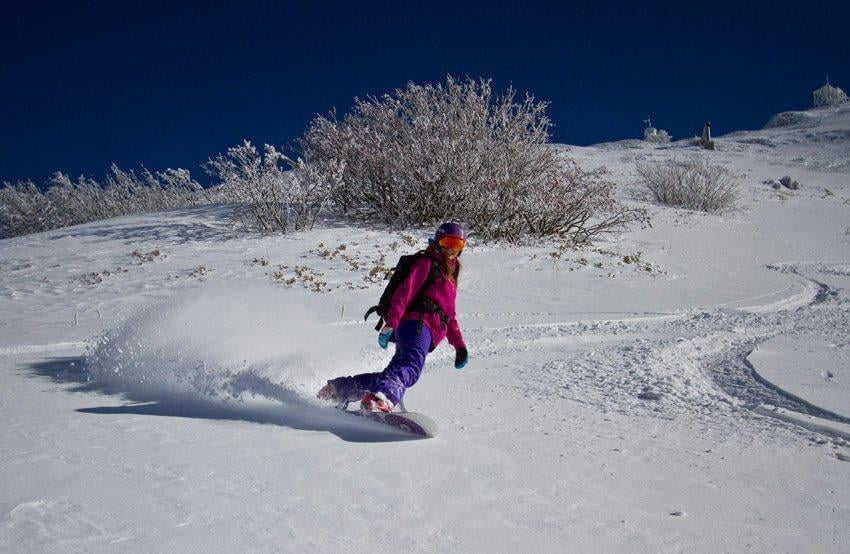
[{"x1": 438, "y1": 236, "x2": 466, "y2": 250}]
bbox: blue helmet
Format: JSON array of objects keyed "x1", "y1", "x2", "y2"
[{"x1": 433, "y1": 222, "x2": 466, "y2": 242}]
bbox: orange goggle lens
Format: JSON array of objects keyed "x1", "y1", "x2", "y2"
[{"x1": 438, "y1": 236, "x2": 465, "y2": 250}]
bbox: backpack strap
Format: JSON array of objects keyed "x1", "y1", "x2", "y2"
[
  {"x1": 364, "y1": 306, "x2": 384, "y2": 331},
  {"x1": 408, "y1": 260, "x2": 444, "y2": 336}
]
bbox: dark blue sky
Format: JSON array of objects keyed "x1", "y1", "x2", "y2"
[{"x1": 2, "y1": 1, "x2": 848, "y2": 185}]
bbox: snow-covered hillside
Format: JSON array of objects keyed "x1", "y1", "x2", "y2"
[{"x1": 1, "y1": 105, "x2": 848, "y2": 552}]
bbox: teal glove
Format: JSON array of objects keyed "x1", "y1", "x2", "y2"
[
  {"x1": 378, "y1": 327, "x2": 394, "y2": 349},
  {"x1": 454, "y1": 346, "x2": 468, "y2": 369}
]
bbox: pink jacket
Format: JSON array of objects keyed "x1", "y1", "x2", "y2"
[{"x1": 384, "y1": 249, "x2": 465, "y2": 351}]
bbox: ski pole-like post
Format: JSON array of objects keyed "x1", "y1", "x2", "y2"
[{"x1": 341, "y1": 304, "x2": 346, "y2": 319}]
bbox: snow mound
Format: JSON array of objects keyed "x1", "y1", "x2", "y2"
[
  {"x1": 591, "y1": 139, "x2": 648, "y2": 150},
  {"x1": 84, "y1": 281, "x2": 355, "y2": 405},
  {"x1": 763, "y1": 111, "x2": 821, "y2": 129}
]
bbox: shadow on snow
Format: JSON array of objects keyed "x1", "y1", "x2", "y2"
[
  {"x1": 45, "y1": 205, "x2": 244, "y2": 245},
  {"x1": 42, "y1": 205, "x2": 366, "y2": 245},
  {"x1": 25, "y1": 356, "x2": 421, "y2": 443}
]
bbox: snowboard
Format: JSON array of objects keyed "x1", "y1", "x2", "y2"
[{"x1": 344, "y1": 408, "x2": 439, "y2": 438}]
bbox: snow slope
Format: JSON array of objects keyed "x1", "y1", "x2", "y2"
[{"x1": 1, "y1": 105, "x2": 849, "y2": 552}]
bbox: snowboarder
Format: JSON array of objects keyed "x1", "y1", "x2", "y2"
[{"x1": 318, "y1": 222, "x2": 469, "y2": 412}]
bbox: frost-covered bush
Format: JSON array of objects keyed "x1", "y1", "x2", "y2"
[
  {"x1": 102, "y1": 166, "x2": 204, "y2": 216},
  {"x1": 0, "y1": 181, "x2": 58, "y2": 237},
  {"x1": 204, "y1": 141, "x2": 340, "y2": 234},
  {"x1": 468, "y1": 157, "x2": 646, "y2": 242},
  {"x1": 0, "y1": 166, "x2": 205, "y2": 239},
  {"x1": 45, "y1": 173, "x2": 115, "y2": 227},
  {"x1": 636, "y1": 156, "x2": 740, "y2": 213},
  {"x1": 778, "y1": 175, "x2": 800, "y2": 190},
  {"x1": 297, "y1": 76, "x2": 645, "y2": 242}
]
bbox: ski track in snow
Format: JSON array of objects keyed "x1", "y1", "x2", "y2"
[{"x1": 460, "y1": 261, "x2": 850, "y2": 438}]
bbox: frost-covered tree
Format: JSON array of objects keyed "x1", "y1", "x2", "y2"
[{"x1": 297, "y1": 76, "x2": 645, "y2": 242}]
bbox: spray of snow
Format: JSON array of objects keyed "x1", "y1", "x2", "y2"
[{"x1": 84, "y1": 281, "x2": 362, "y2": 406}]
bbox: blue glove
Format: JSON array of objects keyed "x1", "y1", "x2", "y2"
[
  {"x1": 378, "y1": 327, "x2": 394, "y2": 349},
  {"x1": 454, "y1": 346, "x2": 469, "y2": 370}
]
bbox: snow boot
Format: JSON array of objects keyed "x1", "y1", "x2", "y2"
[
  {"x1": 360, "y1": 392, "x2": 393, "y2": 413},
  {"x1": 318, "y1": 381, "x2": 353, "y2": 410},
  {"x1": 317, "y1": 381, "x2": 337, "y2": 401}
]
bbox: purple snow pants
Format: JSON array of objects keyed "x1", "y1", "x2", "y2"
[{"x1": 330, "y1": 320, "x2": 431, "y2": 406}]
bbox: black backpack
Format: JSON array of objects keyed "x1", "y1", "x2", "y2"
[{"x1": 364, "y1": 250, "x2": 441, "y2": 333}]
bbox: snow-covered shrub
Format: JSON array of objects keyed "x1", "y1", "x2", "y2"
[
  {"x1": 297, "y1": 76, "x2": 644, "y2": 242},
  {"x1": 204, "y1": 141, "x2": 340, "y2": 234},
  {"x1": 45, "y1": 172, "x2": 115, "y2": 227},
  {"x1": 0, "y1": 166, "x2": 205, "y2": 239},
  {"x1": 102, "y1": 166, "x2": 203, "y2": 216},
  {"x1": 468, "y1": 158, "x2": 646, "y2": 242},
  {"x1": 778, "y1": 175, "x2": 800, "y2": 190},
  {"x1": 763, "y1": 111, "x2": 818, "y2": 129},
  {"x1": 46, "y1": 166, "x2": 202, "y2": 228},
  {"x1": 0, "y1": 181, "x2": 58, "y2": 237},
  {"x1": 636, "y1": 156, "x2": 740, "y2": 213}
]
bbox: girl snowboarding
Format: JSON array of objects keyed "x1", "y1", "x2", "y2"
[{"x1": 318, "y1": 222, "x2": 469, "y2": 412}]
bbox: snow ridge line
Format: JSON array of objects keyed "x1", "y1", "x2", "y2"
[
  {"x1": 737, "y1": 273, "x2": 821, "y2": 313},
  {"x1": 0, "y1": 341, "x2": 87, "y2": 356},
  {"x1": 752, "y1": 406, "x2": 850, "y2": 443}
]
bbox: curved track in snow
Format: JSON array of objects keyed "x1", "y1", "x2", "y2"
[{"x1": 461, "y1": 262, "x2": 849, "y2": 438}]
